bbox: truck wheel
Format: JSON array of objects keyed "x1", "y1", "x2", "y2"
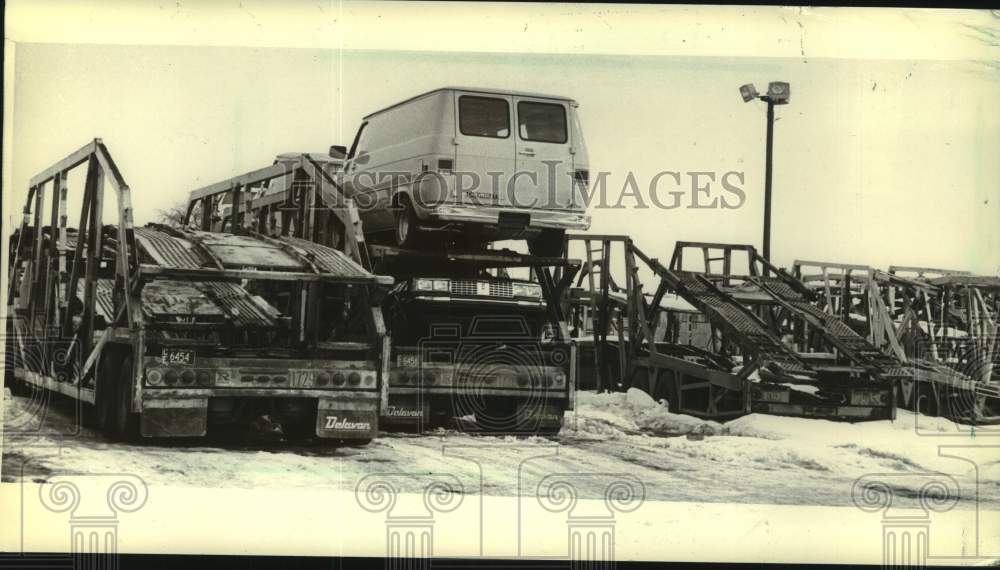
[
  {"x1": 112, "y1": 355, "x2": 139, "y2": 442},
  {"x1": 528, "y1": 229, "x2": 566, "y2": 258},
  {"x1": 95, "y1": 351, "x2": 118, "y2": 433},
  {"x1": 394, "y1": 197, "x2": 421, "y2": 248}
]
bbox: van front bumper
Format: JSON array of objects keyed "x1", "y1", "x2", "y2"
[{"x1": 422, "y1": 204, "x2": 591, "y2": 231}]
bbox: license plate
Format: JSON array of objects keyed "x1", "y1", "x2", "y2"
[
  {"x1": 397, "y1": 353, "x2": 419, "y2": 367},
  {"x1": 756, "y1": 389, "x2": 788, "y2": 403},
  {"x1": 161, "y1": 348, "x2": 195, "y2": 365}
]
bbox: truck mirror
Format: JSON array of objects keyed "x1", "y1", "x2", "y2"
[{"x1": 329, "y1": 145, "x2": 347, "y2": 158}]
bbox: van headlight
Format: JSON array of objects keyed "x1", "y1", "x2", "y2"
[{"x1": 513, "y1": 283, "x2": 542, "y2": 298}]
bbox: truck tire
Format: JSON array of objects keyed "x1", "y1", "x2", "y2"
[
  {"x1": 112, "y1": 354, "x2": 139, "y2": 442},
  {"x1": 95, "y1": 351, "x2": 118, "y2": 433},
  {"x1": 394, "y1": 197, "x2": 421, "y2": 248},
  {"x1": 528, "y1": 229, "x2": 565, "y2": 258}
]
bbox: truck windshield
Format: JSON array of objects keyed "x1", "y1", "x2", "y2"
[
  {"x1": 459, "y1": 96, "x2": 510, "y2": 138},
  {"x1": 517, "y1": 101, "x2": 567, "y2": 144}
]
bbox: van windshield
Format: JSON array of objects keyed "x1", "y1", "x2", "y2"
[
  {"x1": 459, "y1": 96, "x2": 510, "y2": 138},
  {"x1": 517, "y1": 101, "x2": 567, "y2": 144}
]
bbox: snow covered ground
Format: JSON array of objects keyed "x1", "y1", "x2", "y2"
[{"x1": 3, "y1": 387, "x2": 998, "y2": 509}]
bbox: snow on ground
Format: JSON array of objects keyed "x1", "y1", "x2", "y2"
[
  {"x1": 3, "y1": 388, "x2": 998, "y2": 508},
  {"x1": 565, "y1": 388, "x2": 1000, "y2": 492}
]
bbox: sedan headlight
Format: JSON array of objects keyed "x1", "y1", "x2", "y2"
[
  {"x1": 512, "y1": 283, "x2": 543, "y2": 298},
  {"x1": 414, "y1": 278, "x2": 449, "y2": 292}
]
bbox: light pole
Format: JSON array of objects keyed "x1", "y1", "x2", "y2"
[{"x1": 740, "y1": 81, "x2": 790, "y2": 266}]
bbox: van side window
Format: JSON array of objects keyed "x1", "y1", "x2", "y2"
[
  {"x1": 517, "y1": 101, "x2": 567, "y2": 144},
  {"x1": 459, "y1": 96, "x2": 510, "y2": 139},
  {"x1": 348, "y1": 122, "x2": 369, "y2": 159}
]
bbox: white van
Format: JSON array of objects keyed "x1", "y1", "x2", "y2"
[{"x1": 336, "y1": 87, "x2": 591, "y2": 256}]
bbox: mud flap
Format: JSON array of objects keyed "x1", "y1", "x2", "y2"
[
  {"x1": 380, "y1": 395, "x2": 430, "y2": 426},
  {"x1": 515, "y1": 401, "x2": 565, "y2": 433},
  {"x1": 316, "y1": 397, "x2": 379, "y2": 440},
  {"x1": 140, "y1": 399, "x2": 208, "y2": 437}
]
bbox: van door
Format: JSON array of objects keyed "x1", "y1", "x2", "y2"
[
  {"x1": 453, "y1": 91, "x2": 515, "y2": 207},
  {"x1": 512, "y1": 97, "x2": 573, "y2": 211}
]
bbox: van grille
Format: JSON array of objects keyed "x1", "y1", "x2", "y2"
[{"x1": 449, "y1": 280, "x2": 513, "y2": 298}]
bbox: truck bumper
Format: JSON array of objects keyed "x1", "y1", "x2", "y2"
[
  {"x1": 139, "y1": 388, "x2": 380, "y2": 438},
  {"x1": 382, "y1": 388, "x2": 568, "y2": 431},
  {"x1": 422, "y1": 204, "x2": 590, "y2": 231}
]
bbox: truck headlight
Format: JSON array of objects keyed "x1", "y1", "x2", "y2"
[{"x1": 414, "y1": 278, "x2": 434, "y2": 291}]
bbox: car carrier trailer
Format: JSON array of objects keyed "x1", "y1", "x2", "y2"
[
  {"x1": 793, "y1": 260, "x2": 999, "y2": 423},
  {"x1": 564, "y1": 236, "x2": 901, "y2": 421},
  {"x1": 5, "y1": 140, "x2": 391, "y2": 443},
  {"x1": 186, "y1": 152, "x2": 582, "y2": 434}
]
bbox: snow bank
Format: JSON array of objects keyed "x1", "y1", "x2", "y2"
[
  {"x1": 569, "y1": 389, "x2": 726, "y2": 437},
  {"x1": 566, "y1": 389, "x2": 998, "y2": 484}
]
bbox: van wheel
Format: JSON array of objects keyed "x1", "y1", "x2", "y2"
[
  {"x1": 395, "y1": 197, "x2": 422, "y2": 248},
  {"x1": 112, "y1": 354, "x2": 139, "y2": 442},
  {"x1": 528, "y1": 229, "x2": 565, "y2": 257}
]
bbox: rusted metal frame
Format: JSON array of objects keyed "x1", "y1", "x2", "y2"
[
  {"x1": 756, "y1": 280, "x2": 877, "y2": 372},
  {"x1": 41, "y1": 174, "x2": 62, "y2": 355},
  {"x1": 31, "y1": 181, "x2": 47, "y2": 301},
  {"x1": 62, "y1": 158, "x2": 96, "y2": 339},
  {"x1": 82, "y1": 153, "x2": 110, "y2": 350},
  {"x1": 646, "y1": 279, "x2": 671, "y2": 337},
  {"x1": 93, "y1": 142, "x2": 139, "y2": 324},
  {"x1": 189, "y1": 162, "x2": 293, "y2": 201},
  {"x1": 54, "y1": 171, "x2": 70, "y2": 327},
  {"x1": 869, "y1": 281, "x2": 907, "y2": 363},
  {"x1": 199, "y1": 195, "x2": 215, "y2": 231},
  {"x1": 28, "y1": 139, "x2": 98, "y2": 188},
  {"x1": 93, "y1": 141, "x2": 147, "y2": 412},
  {"x1": 302, "y1": 155, "x2": 371, "y2": 269},
  {"x1": 919, "y1": 288, "x2": 940, "y2": 361},
  {"x1": 624, "y1": 247, "x2": 650, "y2": 383},
  {"x1": 533, "y1": 267, "x2": 565, "y2": 340},
  {"x1": 940, "y1": 287, "x2": 952, "y2": 353},
  {"x1": 581, "y1": 240, "x2": 600, "y2": 381},
  {"x1": 597, "y1": 240, "x2": 614, "y2": 390},
  {"x1": 7, "y1": 188, "x2": 38, "y2": 307},
  {"x1": 230, "y1": 184, "x2": 244, "y2": 235},
  {"x1": 889, "y1": 265, "x2": 972, "y2": 278}
]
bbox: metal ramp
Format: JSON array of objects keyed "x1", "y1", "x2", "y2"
[
  {"x1": 662, "y1": 270, "x2": 810, "y2": 377},
  {"x1": 751, "y1": 274, "x2": 911, "y2": 379}
]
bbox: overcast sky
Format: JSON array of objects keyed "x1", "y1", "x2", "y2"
[{"x1": 6, "y1": 9, "x2": 999, "y2": 277}]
